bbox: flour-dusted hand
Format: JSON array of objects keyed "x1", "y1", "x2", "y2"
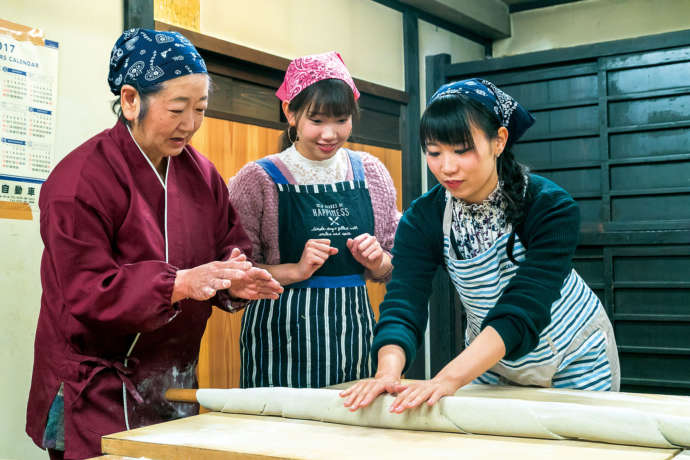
[
  {"x1": 388, "y1": 378, "x2": 459, "y2": 413},
  {"x1": 173, "y1": 257, "x2": 249, "y2": 302},
  {"x1": 225, "y1": 247, "x2": 283, "y2": 300},
  {"x1": 340, "y1": 344, "x2": 407, "y2": 411},
  {"x1": 296, "y1": 238, "x2": 339, "y2": 280},
  {"x1": 172, "y1": 248, "x2": 282, "y2": 302},
  {"x1": 386, "y1": 327, "x2": 507, "y2": 413},
  {"x1": 228, "y1": 267, "x2": 283, "y2": 300},
  {"x1": 340, "y1": 373, "x2": 407, "y2": 412}
]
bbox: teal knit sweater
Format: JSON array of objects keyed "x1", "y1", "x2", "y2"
[{"x1": 372, "y1": 174, "x2": 581, "y2": 372}]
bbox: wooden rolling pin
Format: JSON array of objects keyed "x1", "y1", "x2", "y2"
[{"x1": 165, "y1": 388, "x2": 198, "y2": 403}]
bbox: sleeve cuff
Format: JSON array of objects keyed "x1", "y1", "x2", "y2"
[
  {"x1": 482, "y1": 315, "x2": 526, "y2": 361},
  {"x1": 371, "y1": 326, "x2": 417, "y2": 374},
  {"x1": 364, "y1": 252, "x2": 394, "y2": 283},
  {"x1": 213, "y1": 289, "x2": 250, "y2": 313}
]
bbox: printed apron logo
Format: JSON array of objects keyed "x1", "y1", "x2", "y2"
[{"x1": 312, "y1": 202, "x2": 358, "y2": 237}]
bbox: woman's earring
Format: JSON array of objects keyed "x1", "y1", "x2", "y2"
[{"x1": 288, "y1": 126, "x2": 298, "y2": 144}]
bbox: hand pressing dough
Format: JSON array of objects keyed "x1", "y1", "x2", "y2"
[{"x1": 195, "y1": 384, "x2": 690, "y2": 449}]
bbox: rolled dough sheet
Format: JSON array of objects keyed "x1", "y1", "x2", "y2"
[{"x1": 195, "y1": 384, "x2": 690, "y2": 449}]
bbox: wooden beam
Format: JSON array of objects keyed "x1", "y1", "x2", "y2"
[
  {"x1": 371, "y1": 0, "x2": 492, "y2": 46},
  {"x1": 398, "y1": 0, "x2": 510, "y2": 39},
  {"x1": 506, "y1": 0, "x2": 585, "y2": 14}
]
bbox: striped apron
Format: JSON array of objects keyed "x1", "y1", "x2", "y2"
[
  {"x1": 240, "y1": 151, "x2": 376, "y2": 388},
  {"x1": 442, "y1": 195, "x2": 620, "y2": 391}
]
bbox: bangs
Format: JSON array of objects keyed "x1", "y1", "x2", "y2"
[
  {"x1": 420, "y1": 95, "x2": 476, "y2": 151},
  {"x1": 300, "y1": 79, "x2": 359, "y2": 118}
]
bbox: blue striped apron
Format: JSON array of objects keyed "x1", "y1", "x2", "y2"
[
  {"x1": 442, "y1": 194, "x2": 620, "y2": 390},
  {"x1": 240, "y1": 151, "x2": 376, "y2": 388}
]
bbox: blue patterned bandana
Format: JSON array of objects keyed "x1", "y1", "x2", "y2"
[
  {"x1": 429, "y1": 78, "x2": 535, "y2": 147},
  {"x1": 108, "y1": 28, "x2": 207, "y2": 95}
]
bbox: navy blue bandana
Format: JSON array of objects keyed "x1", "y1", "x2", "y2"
[
  {"x1": 429, "y1": 78, "x2": 535, "y2": 146},
  {"x1": 108, "y1": 28, "x2": 207, "y2": 95}
]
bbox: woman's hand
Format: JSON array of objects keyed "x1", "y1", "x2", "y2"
[
  {"x1": 172, "y1": 248, "x2": 282, "y2": 302},
  {"x1": 253, "y1": 240, "x2": 337, "y2": 286},
  {"x1": 296, "y1": 239, "x2": 338, "y2": 280},
  {"x1": 340, "y1": 373, "x2": 407, "y2": 412},
  {"x1": 340, "y1": 344, "x2": 407, "y2": 411},
  {"x1": 387, "y1": 378, "x2": 459, "y2": 413},
  {"x1": 225, "y1": 248, "x2": 283, "y2": 300},
  {"x1": 346, "y1": 233, "x2": 383, "y2": 272},
  {"x1": 386, "y1": 326, "x2": 507, "y2": 413}
]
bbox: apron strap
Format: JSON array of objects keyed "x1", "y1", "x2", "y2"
[
  {"x1": 72, "y1": 355, "x2": 144, "y2": 405},
  {"x1": 346, "y1": 150, "x2": 366, "y2": 182},
  {"x1": 259, "y1": 151, "x2": 366, "y2": 184},
  {"x1": 256, "y1": 157, "x2": 290, "y2": 184}
]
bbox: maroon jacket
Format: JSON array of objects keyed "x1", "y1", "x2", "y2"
[{"x1": 26, "y1": 121, "x2": 251, "y2": 459}]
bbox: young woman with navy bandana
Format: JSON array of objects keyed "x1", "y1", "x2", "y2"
[{"x1": 341, "y1": 79, "x2": 620, "y2": 413}]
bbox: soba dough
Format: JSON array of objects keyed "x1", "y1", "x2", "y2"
[{"x1": 195, "y1": 385, "x2": 690, "y2": 449}]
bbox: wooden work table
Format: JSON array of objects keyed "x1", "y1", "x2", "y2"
[{"x1": 101, "y1": 411, "x2": 685, "y2": 460}]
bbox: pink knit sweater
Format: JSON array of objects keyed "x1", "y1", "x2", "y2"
[{"x1": 228, "y1": 150, "x2": 401, "y2": 282}]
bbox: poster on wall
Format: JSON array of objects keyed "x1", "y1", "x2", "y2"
[{"x1": 0, "y1": 19, "x2": 58, "y2": 216}]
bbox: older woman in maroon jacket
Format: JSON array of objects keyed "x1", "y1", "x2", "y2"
[{"x1": 26, "y1": 29, "x2": 282, "y2": 459}]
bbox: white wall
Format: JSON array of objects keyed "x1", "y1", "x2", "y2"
[
  {"x1": 200, "y1": 0, "x2": 405, "y2": 91},
  {"x1": 494, "y1": 0, "x2": 690, "y2": 57},
  {"x1": 418, "y1": 20, "x2": 485, "y2": 114},
  {"x1": 418, "y1": 20, "x2": 486, "y2": 193},
  {"x1": 0, "y1": 1, "x2": 122, "y2": 459}
]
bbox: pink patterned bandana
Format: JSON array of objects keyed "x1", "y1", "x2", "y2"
[{"x1": 276, "y1": 51, "x2": 360, "y2": 102}]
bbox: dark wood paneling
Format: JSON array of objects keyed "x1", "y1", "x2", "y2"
[
  {"x1": 353, "y1": 109, "x2": 401, "y2": 147},
  {"x1": 401, "y1": 10, "x2": 423, "y2": 212},
  {"x1": 608, "y1": 62, "x2": 690, "y2": 95},
  {"x1": 574, "y1": 198, "x2": 603, "y2": 228},
  {"x1": 445, "y1": 29, "x2": 690, "y2": 76},
  {"x1": 610, "y1": 160, "x2": 690, "y2": 192},
  {"x1": 424, "y1": 54, "x2": 451, "y2": 191},
  {"x1": 611, "y1": 194, "x2": 690, "y2": 223},
  {"x1": 609, "y1": 128, "x2": 690, "y2": 160},
  {"x1": 503, "y1": 74, "x2": 598, "y2": 107},
  {"x1": 616, "y1": 321, "x2": 690, "y2": 349},
  {"x1": 538, "y1": 168, "x2": 601, "y2": 195},
  {"x1": 208, "y1": 74, "x2": 280, "y2": 123},
  {"x1": 124, "y1": 0, "x2": 154, "y2": 29},
  {"x1": 428, "y1": 268, "x2": 464, "y2": 377},
  {"x1": 522, "y1": 106, "x2": 599, "y2": 141},
  {"x1": 514, "y1": 137, "x2": 600, "y2": 168},
  {"x1": 608, "y1": 94, "x2": 690, "y2": 128},
  {"x1": 615, "y1": 289, "x2": 690, "y2": 315}
]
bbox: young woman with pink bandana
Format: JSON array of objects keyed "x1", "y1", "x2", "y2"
[{"x1": 228, "y1": 51, "x2": 401, "y2": 388}]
